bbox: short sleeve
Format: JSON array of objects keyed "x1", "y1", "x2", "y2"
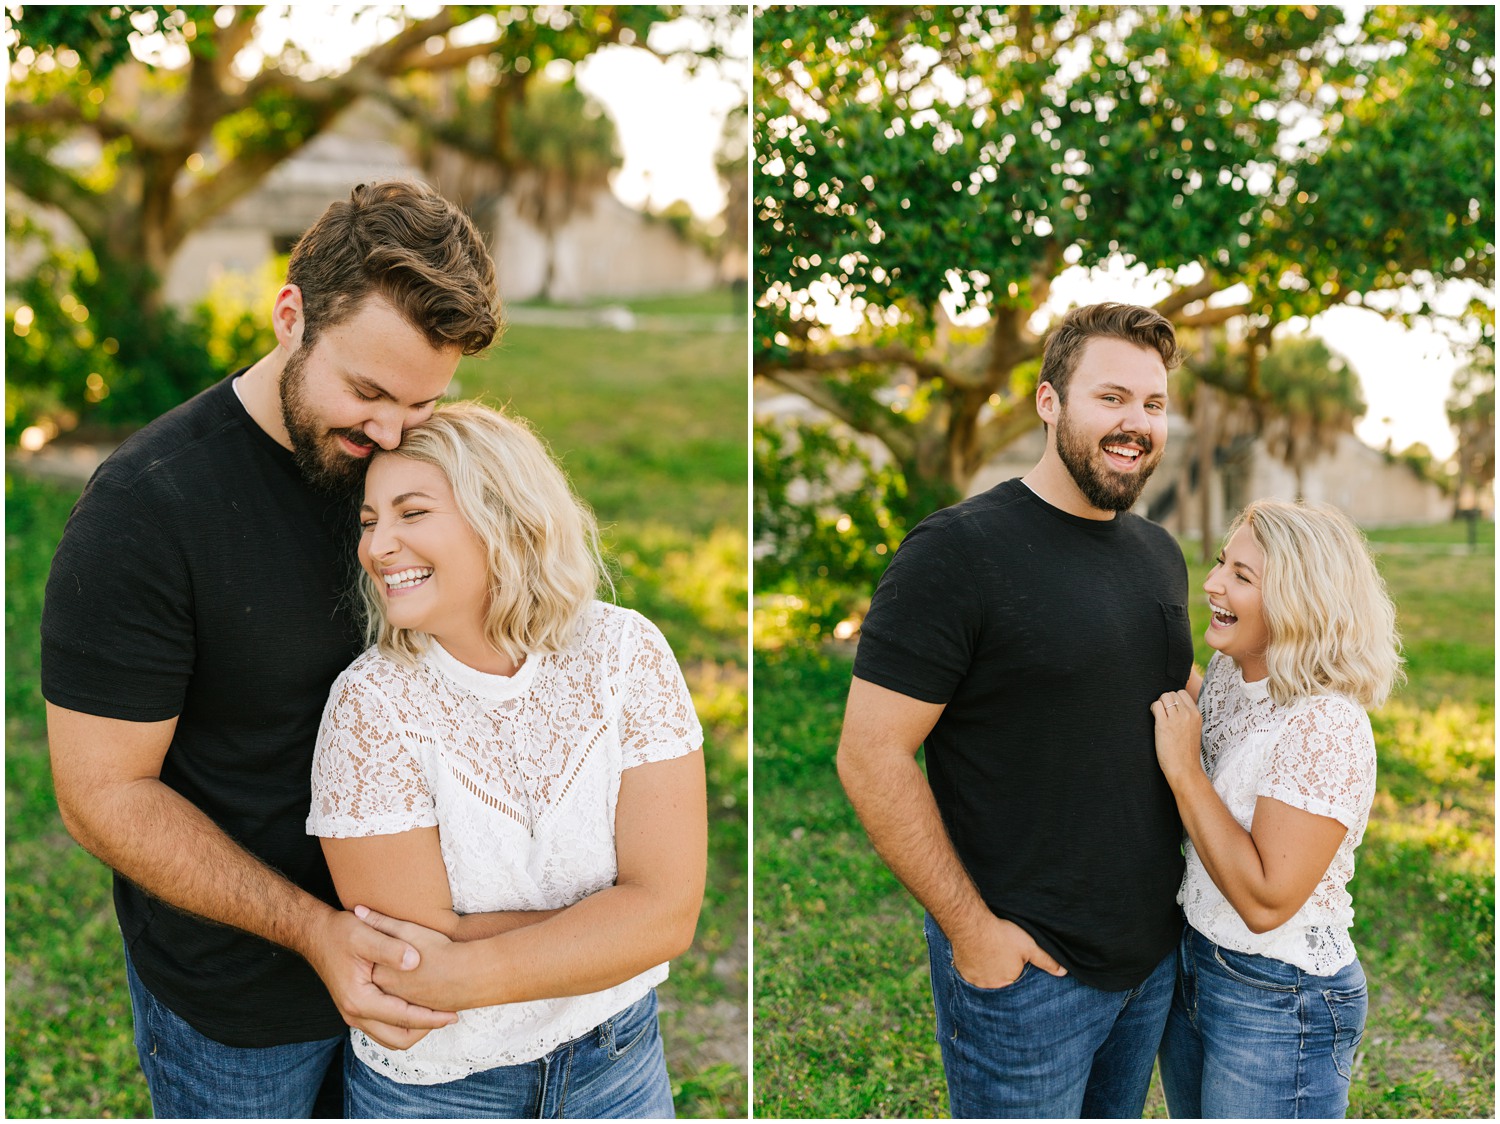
[
  {"x1": 41, "y1": 477, "x2": 196, "y2": 721},
  {"x1": 852, "y1": 512, "x2": 982, "y2": 704},
  {"x1": 1257, "y1": 696, "x2": 1376, "y2": 829},
  {"x1": 619, "y1": 617, "x2": 703, "y2": 770},
  {"x1": 307, "y1": 667, "x2": 437, "y2": 838}
]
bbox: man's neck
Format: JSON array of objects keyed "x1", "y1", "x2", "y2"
[
  {"x1": 236, "y1": 351, "x2": 294, "y2": 451},
  {"x1": 1021, "y1": 456, "x2": 1118, "y2": 522}
]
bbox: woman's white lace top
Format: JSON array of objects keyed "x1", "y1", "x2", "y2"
[
  {"x1": 1180, "y1": 652, "x2": 1376, "y2": 975},
  {"x1": 307, "y1": 601, "x2": 702, "y2": 1084}
]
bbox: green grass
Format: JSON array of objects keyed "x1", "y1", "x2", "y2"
[
  {"x1": 753, "y1": 526, "x2": 1494, "y2": 1119},
  {"x1": 5, "y1": 317, "x2": 748, "y2": 1118}
]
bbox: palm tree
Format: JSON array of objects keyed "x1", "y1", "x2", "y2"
[{"x1": 1256, "y1": 336, "x2": 1367, "y2": 500}]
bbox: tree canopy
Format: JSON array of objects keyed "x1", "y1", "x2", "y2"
[{"x1": 754, "y1": 5, "x2": 1495, "y2": 510}]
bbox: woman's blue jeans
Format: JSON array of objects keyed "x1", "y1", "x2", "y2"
[
  {"x1": 343, "y1": 989, "x2": 675, "y2": 1118},
  {"x1": 924, "y1": 913, "x2": 1176, "y2": 1119},
  {"x1": 1160, "y1": 924, "x2": 1368, "y2": 1119}
]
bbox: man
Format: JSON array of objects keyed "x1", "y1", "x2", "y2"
[
  {"x1": 42, "y1": 180, "x2": 499, "y2": 1118},
  {"x1": 837, "y1": 302, "x2": 1198, "y2": 1118}
]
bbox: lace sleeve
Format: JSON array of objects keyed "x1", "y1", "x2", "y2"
[
  {"x1": 1257, "y1": 696, "x2": 1375, "y2": 829},
  {"x1": 620, "y1": 616, "x2": 703, "y2": 769},
  {"x1": 307, "y1": 663, "x2": 437, "y2": 838}
]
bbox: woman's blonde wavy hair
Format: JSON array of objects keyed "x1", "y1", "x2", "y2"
[
  {"x1": 359, "y1": 400, "x2": 610, "y2": 668},
  {"x1": 1228, "y1": 499, "x2": 1404, "y2": 709}
]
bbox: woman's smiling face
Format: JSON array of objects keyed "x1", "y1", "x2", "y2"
[
  {"x1": 358, "y1": 454, "x2": 492, "y2": 659},
  {"x1": 1204, "y1": 523, "x2": 1271, "y2": 681}
]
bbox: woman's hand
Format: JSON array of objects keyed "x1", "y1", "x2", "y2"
[
  {"x1": 1152, "y1": 689, "x2": 1203, "y2": 788},
  {"x1": 357, "y1": 905, "x2": 470, "y2": 1013}
]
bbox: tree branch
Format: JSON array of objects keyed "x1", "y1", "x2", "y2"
[
  {"x1": 4, "y1": 141, "x2": 109, "y2": 246},
  {"x1": 760, "y1": 368, "x2": 917, "y2": 463},
  {"x1": 1153, "y1": 274, "x2": 1222, "y2": 319},
  {"x1": 757, "y1": 343, "x2": 951, "y2": 384}
]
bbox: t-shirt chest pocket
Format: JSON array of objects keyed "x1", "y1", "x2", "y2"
[{"x1": 1160, "y1": 601, "x2": 1192, "y2": 684}]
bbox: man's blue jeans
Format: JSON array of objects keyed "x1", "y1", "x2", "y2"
[
  {"x1": 1159, "y1": 925, "x2": 1367, "y2": 1118},
  {"x1": 924, "y1": 912, "x2": 1175, "y2": 1119},
  {"x1": 343, "y1": 989, "x2": 674, "y2": 1118},
  {"x1": 124, "y1": 944, "x2": 344, "y2": 1118}
]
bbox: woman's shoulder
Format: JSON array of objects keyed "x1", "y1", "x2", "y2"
[{"x1": 329, "y1": 645, "x2": 429, "y2": 703}]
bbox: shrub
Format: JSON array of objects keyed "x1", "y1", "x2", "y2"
[{"x1": 753, "y1": 418, "x2": 908, "y2": 643}]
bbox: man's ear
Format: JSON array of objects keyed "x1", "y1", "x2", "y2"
[
  {"x1": 1036, "y1": 380, "x2": 1060, "y2": 428},
  {"x1": 271, "y1": 285, "x2": 305, "y2": 353}
]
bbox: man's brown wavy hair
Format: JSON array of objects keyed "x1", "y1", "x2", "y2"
[
  {"x1": 1038, "y1": 302, "x2": 1182, "y2": 406},
  {"x1": 287, "y1": 180, "x2": 500, "y2": 355}
]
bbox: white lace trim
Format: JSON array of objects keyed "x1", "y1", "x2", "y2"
[
  {"x1": 1179, "y1": 652, "x2": 1376, "y2": 975},
  {"x1": 307, "y1": 601, "x2": 702, "y2": 1083}
]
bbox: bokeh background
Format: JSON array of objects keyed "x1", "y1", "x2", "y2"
[
  {"x1": 5, "y1": 5, "x2": 749, "y2": 1117},
  {"x1": 752, "y1": 6, "x2": 1494, "y2": 1118}
]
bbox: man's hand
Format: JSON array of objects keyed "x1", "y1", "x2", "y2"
[
  {"x1": 300, "y1": 907, "x2": 458, "y2": 1050},
  {"x1": 355, "y1": 906, "x2": 470, "y2": 1013},
  {"x1": 949, "y1": 914, "x2": 1067, "y2": 989}
]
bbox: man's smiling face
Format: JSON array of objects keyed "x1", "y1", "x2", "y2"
[
  {"x1": 278, "y1": 294, "x2": 460, "y2": 495},
  {"x1": 1049, "y1": 337, "x2": 1169, "y2": 514}
]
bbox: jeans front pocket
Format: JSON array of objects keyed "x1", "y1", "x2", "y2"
[
  {"x1": 1210, "y1": 945, "x2": 1299, "y2": 993},
  {"x1": 600, "y1": 991, "x2": 660, "y2": 1062}
]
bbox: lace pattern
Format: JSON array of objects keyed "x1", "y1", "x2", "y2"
[
  {"x1": 307, "y1": 601, "x2": 702, "y2": 1083},
  {"x1": 1179, "y1": 652, "x2": 1376, "y2": 975}
]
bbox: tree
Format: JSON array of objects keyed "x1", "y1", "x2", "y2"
[
  {"x1": 1447, "y1": 348, "x2": 1496, "y2": 512},
  {"x1": 4, "y1": 5, "x2": 724, "y2": 433},
  {"x1": 754, "y1": 5, "x2": 1495, "y2": 520},
  {"x1": 1255, "y1": 336, "x2": 1366, "y2": 500}
]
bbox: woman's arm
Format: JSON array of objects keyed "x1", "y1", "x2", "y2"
[
  {"x1": 320, "y1": 832, "x2": 562, "y2": 943},
  {"x1": 358, "y1": 750, "x2": 708, "y2": 1011},
  {"x1": 1152, "y1": 689, "x2": 1348, "y2": 934}
]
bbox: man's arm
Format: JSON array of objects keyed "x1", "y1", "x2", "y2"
[
  {"x1": 47, "y1": 703, "x2": 458, "y2": 1047},
  {"x1": 353, "y1": 750, "x2": 708, "y2": 1012},
  {"x1": 835, "y1": 676, "x2": 1066, "y2": 988}
]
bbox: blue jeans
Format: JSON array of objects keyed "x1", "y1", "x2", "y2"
[
  {"x1": 123, "y1": 944, "x2": 344, "y2": 1118},
  {"x1": 344, "y1": 989, "x2": 675, "y2": 1118},
  {"x1": 1159, "y1": 925, "x2": 1368, "y2": 1119},
  {"x1": 924, "y1": 913, "x2": 1176, "y2": 1118}
]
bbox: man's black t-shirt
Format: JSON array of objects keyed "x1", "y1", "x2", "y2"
[
  {"x1": 41, "y1": 375, "x2": 364, "y2": 1046},
  {"x1": 853, "y1": 479, "x2": 1193, "y2": 991}
]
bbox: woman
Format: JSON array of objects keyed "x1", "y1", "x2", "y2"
[
  {"x1": 1152, "y1": 499, "x2": 1403, "y2": 1119},
  {"x1": 307, "y1": 400, "x2": 706, "y2": 1118}
]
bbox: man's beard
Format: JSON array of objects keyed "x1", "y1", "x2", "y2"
[
  {"x1": 279, "y1": 346, "x2": 374, "y2": 497},
  {"x1": 1054, "y1": 406, "x2": 1163, "y2": 513}
]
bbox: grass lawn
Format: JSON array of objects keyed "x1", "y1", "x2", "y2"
[
  {"x1": 5, "y1": 311, "x2": 749, "y2": 1118},
  {"x1": 753, "y1": 522, "x2": 1494, "y2": 1119}
]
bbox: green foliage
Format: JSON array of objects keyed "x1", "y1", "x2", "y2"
[
  {"x1": 5, "y1": 226, "x2": 280, "y2": 443},
  {"x1": 753, "y1": 5, "x2": 1495, "y2": 502},
  {"x1": 753, "y1": 419, "x2": 907, "y2": 642}
]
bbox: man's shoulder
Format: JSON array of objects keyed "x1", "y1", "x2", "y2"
[
  {"x1": 907, "y1": 480, "x2": 1031, "y2": 543},
  {"x1": 87, "y1": 378, "x2": 242, "y2": 494},
  {"x1": 1118, "y1": 509, "x2": 1186, "y2": 559}
]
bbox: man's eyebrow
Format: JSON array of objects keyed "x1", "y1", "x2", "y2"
[{"x1": 1097, "y1": 383, "x2": 1166, "y2": 398}]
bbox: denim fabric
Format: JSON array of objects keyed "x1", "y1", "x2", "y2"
[
  {"x1": 123, "y1": 944, "x2": 344, "y2": 1118},
  {"x1": 1160, "y1": 925, "x2": 1368, "y2": 1119},
  {"x1": 924, "y1": 913, "x2": 1175, "y2": 1119},
  {"x1": 344, "y1": 989, "x2": 675, "y2": 1118}
]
